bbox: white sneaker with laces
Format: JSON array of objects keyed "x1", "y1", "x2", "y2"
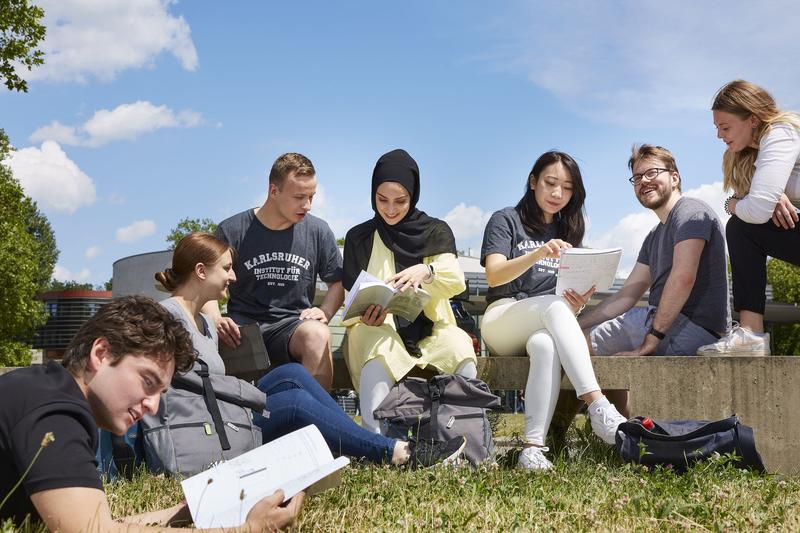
[
  {"x1": 588, "y1": 397, "x2": 627, "y2": 445},
  {"x1": 518, "y1": 446, "x2": 553, "y2": 471},
  {"x1": 696, "y1": 326, "x2": 770, "y2": 356}
]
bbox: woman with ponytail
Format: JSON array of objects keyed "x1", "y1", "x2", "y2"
[{"x1": 697, "y1": 80, "x2": 800, "y2": 356}]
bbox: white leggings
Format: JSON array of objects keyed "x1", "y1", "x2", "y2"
[
  {"x1": 359, "y1": 358, "x2": 478, "y2": 434},
  {"x1": 481, "y1": 295, "x2": 600, "y2": 446}
]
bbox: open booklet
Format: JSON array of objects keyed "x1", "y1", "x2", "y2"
[
  {"x1": 181, "y1": 424, "x2": 350, "y2": 529},
  {"x1": 554, "y1": 247, "x2": 623, "y2": 296},
  {"x1": 343, "y1": 270, "x2": 431, "y2": 322}
]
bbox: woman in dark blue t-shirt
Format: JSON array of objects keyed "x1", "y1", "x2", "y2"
[{"x1": 480, "y1": 151, "x2": 625, "y2": 470}]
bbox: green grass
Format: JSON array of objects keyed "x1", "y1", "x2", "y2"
[{"x1": 4, "y1": 415, "x2": 800, "y2": 532}]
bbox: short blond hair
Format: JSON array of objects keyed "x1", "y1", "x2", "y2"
[
  {"x1": 628, "y1": 144, "x2": 681, "y2": 191},
  {"x1": 268, "y1": 153, "x2": 315, "y2": 188}
]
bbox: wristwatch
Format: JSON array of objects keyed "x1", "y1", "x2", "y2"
[{"x1": 648, "y1": 325, "x2": 666, "y2": 340}]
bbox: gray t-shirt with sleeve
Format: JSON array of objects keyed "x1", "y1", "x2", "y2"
[
  {"x1": 160, "y1": 296, "x2": 226, "y2": 375},
  {"x1": 215, "y1": 209, "x2": 343, "y2": 324},
  {"x1": 637, "y1": 196, "x2": 729, "y2": 333},
  {"x1": 480, "y1": 207, "x2": 560, "y2": 304}
]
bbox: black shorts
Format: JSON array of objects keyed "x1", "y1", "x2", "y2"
[{"x1": 258, "y1": 317, "x2": 304, "y2": 366}]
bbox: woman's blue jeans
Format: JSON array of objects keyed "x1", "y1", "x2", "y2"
[{"x1": 253, "y1": 363, "x2": 395, "y2": 463}]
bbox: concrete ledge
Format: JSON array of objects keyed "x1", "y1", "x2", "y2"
[{"x1": 333, "y1": 356, "x2": 800, "y2": 473}]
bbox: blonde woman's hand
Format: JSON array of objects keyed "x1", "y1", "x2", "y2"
[{"x1": 771, "y1": 193, "x2": 799, "y2": 229}]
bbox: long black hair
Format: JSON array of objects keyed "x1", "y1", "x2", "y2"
[{"x1": 515, "y1": 151, "x2": 586, "y2": 246}]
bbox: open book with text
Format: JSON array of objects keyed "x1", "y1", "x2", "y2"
[
  {"x1": 343, "y1": 270, "x2": 431, "y2": 322},
  {"x1": 181, "y1": 424, "x2": 349, "y2": 529},
  {"x1": 555, "y1": 247, "x2": 623, "y2": 296}
]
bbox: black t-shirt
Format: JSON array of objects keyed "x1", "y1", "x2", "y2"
[
  {"x1": 480, "y1": 206, "x2": 560, "y2": 304},
  {"x1": 0, "y1": 362, "x2": 102, "y2": 525},
  {"x1": 215, "y1": 209, "x2": 343, "y2": 324}
]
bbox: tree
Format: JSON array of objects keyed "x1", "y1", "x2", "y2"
[
  {"x1": 44, "y1": 279, "x2": 93, "y2": 292},
  {"x1": 0, "y1": 0, "x2": 46, "y2": 92},
  {"x1": 0, "y1": 129, "x2": 47, "y2": 365},
  {"x1": 166, "y1": 217, "x2": 218, "y2": 250},
  {"x1": 767, "y1": 258, "x2": 800, "y2": 355}
]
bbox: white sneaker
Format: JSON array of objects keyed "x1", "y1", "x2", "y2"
[
  {"x1": 517, "y1": 446, "x2": 553, "y2": 471},
  {"x1": 588, "y1": 397, "x2": 627, "y2": 445},
  {"x1": 696, "y1": 326, "x2": 771, "y2": 356}
]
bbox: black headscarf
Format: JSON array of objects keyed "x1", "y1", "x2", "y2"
[{"x1": 343, "y1": 149, "x2": 457, "y2": 355}]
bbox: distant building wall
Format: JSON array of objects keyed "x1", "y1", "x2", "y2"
[
  {"x1": 112, "y1": 250, "x2": 172, "y2": 301},
  {"x1": 34, "y1": 290, "x2": 113, "y2": 360}
]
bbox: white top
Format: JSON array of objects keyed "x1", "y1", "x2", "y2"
[{"x1": 736, "y1": 122, "x2": 800, "y2": 224}]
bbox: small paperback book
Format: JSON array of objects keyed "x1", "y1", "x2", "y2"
[
  {"x1": 219, "y1": 323, "x2": 270, "y2": 381},
  {"x1": 181, "y1": 424, "x2": 350, "y2": 529},
  {"x1": 343, "y1": 270, "x2": 431, "y2": 322},
  {"x1": 554, "y1": 247, "x2": 623, "y2": 296}
]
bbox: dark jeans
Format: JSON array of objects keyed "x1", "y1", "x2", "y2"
[
  {"x1": 727, "y1": 215, "x2": 800, "y2": 314},
  {"x1": 253, "y1": 363, "x2": 395, "y2": 463}
]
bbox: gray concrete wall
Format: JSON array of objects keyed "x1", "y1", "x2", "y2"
[
  {"x1": 112, "y1": 250, "x2": 172, "y2": 301},
  {"x1": 476, "y1": 356, "x2": 800, "y2": 474}
]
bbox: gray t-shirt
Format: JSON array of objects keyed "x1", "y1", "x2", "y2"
[
  {"x1": 637, "y1": 196, "x2": 729, "y2": 333},
  {"x1": 215, "y1": 209, "x2": 343, "y2": 324},
  {"x1": 160, "y1": 297, "x2": 225, "y2": 375},
  {"x1": 480, "y1": 207, "x2": 560, "y2": 304}
]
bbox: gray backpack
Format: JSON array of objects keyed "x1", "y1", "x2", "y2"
[
  {"x1": 373, "y1": 374, "x2": 501, "y2": 464},
  {"x1": 140, "y1": 359, "x2": 268, "y2": 477}
]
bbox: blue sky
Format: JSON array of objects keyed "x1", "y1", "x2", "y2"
[{"x1": 2, "y1": 1, "x2": 800, "y2": 285}]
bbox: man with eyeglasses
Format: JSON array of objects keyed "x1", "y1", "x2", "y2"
[{"x1": 578, "y1": 144, "x2": 728, "y2": 416}]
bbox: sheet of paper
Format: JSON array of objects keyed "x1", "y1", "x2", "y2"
[
  {"x1": 554, "y1": 247, "x2": 622, "y2": 296},
  {"x1": 181, "y1": 425, "x2": 350, "y2": 529}
]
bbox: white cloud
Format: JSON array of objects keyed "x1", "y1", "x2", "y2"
[
  {"x1": 684, "y1": 181, "x2": 729, "y2": 225},
  {"x1": 27, "y1": 0, "x2": 198, "y2": 83},
  {"x1": 444, "y1": 203, "x2": 491, "y2": 242},
  {"x1": 497, "y1": 1, "x2": 800, "y2": 125},
  {"x1": 116, "y1": 220, "x2": 157, "y2": 243},
  {"x1": 30, "y1": 101, "x2": 203, "y2": 147},
  {"x1": 53, "y1": 264, "x2": 92, "y2": 282},
  {"x1": 5, "y1": 141, "x2": 97, "y2": 213},
  {"x1": 85, "y1": 245, "x2": 102, "y2": 259}
]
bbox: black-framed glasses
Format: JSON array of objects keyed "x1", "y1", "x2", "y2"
[{"x1": 628, "y1": 167, "x2": 672, "y2": 185}]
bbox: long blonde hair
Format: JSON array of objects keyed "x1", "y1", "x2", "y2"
[{"x1": 712, "y1": 80, "x2": 800, "y2": 197}]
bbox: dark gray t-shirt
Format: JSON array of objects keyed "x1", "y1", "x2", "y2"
[
  {"x1": 637, "y1": 196, "x2": 729, "y2": 333},
  {"x1": 480, "y1": 207, "x2": 560, "y2": 304},
  {"x1": 215, "y1": 210, "x2": 343, "y2": 324}
]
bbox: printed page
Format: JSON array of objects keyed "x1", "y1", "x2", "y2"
[
  {"x1": 182, "y1": 425, "x2": 350, "y2": 529},
  {"x1": 554, "y1": 247, "x2": 622, "y2": 296},
  {"x1": 385, "y1": 287, "x2": 431, "y2": 321},
  {"x1": 343, "y1": 284, "x2": 396, "y2": 321},
  {"x1": 343, "y1": 270, "x2": 383, "y2": 308}
]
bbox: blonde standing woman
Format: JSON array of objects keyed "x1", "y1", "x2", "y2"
[{"x1": 698, "y1": 80, "x2": 800, "y2": 356}]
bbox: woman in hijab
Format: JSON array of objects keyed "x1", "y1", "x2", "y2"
[{"x1": 343, "y1": 149, "x2": 478, "y2": 433}]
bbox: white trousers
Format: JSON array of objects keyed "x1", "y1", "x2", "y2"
[
  {"x1": 359, "y1": 357, "x2": 478, "y2": 434},
  {"x1": 481, "y1": 295, "x2": 600, "y2": 445}
]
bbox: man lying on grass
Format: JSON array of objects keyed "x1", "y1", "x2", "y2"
[{"x1": 0, "y1": 295, "x2": 304, "y2": 532}]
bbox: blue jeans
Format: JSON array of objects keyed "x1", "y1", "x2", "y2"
[{"x1": 253, "y1": 363, "x2": 395, "y2": 463}]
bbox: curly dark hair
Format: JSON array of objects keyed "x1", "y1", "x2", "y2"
[{"x1": 62, "y1": 295, "x2": 196, "y2": 375}]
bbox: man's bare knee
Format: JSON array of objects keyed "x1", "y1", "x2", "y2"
[{"x1": 290, "y1": 320, "x2": 331, "y2": 358}]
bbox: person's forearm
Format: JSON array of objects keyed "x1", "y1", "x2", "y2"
[
  {"x1": 650, "y1": 271, "x2": 695, "y2": 334},
  {"x1": 485, "y1": 248, "x2": 547, "y2": 287},
  {"x1": 122, "y1": 502, "x2": 190, "y2": 527},
  {"x1": 320, "y1": 282, "x2": 344, "y2": 320},
  {"x1": 578, "y1": 293, "x2": 635, "y2": 330}
]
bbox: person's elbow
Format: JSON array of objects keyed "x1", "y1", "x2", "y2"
[
  {"x1": 671, "y1": 270, "x2": 697, "y2": 292},
  {"x1": 736, "y1": 200, "x2": 776, "y2": 224},
  {"x1": 485, "y1": 271, "x2": 501, "y2": 288}
]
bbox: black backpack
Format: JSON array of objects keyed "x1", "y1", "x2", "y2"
[{"x1": 615, "y1": 415, "x2": 766, "y2": 472}]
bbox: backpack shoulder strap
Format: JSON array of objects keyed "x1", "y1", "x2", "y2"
[{"x1": 195, "y1": 358, "x2": 232, "y2": 451}]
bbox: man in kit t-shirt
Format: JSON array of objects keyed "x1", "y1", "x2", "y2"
[
  {"x1": 0, "y1": 296, "x2": 303, "y2": 532},
  {"x1": 578, "y1": 144, "x2": 729, "y2": 416},
  {"x1": 205, "y1": 153, "x2": 344, "y2": 390}
]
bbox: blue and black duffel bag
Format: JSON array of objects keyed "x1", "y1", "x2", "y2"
[{"x1": 615, "y1": 415, "x2": 766, "y2": 472}]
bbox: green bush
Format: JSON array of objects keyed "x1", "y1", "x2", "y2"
[
  {"x1": 0, "y1": 341, "x2": 32, "y2": 367},
  {"x1": 767, "y1": 259, "x2": 800, "y2": 355}
]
